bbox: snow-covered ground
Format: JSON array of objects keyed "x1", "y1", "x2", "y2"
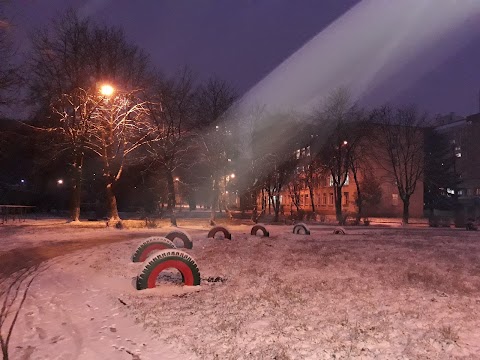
[{"x1": 1, "y1": 222, "x2": 479, "y2": 359}]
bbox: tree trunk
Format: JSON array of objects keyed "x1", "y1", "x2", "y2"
[
  {"x1": 273, "y1": 196, "x2": 280, "y2": 222},
  {"x1": 70, "y1": 170, "x2": 82, "y2": 222},
  {"x1": 209, "y1": 177, "x2": 218, "y2": 225},
  {"x1": 166, "y1": 171, "x2": 176, "y2": 210},
  {"x1": 70, "y1": 157, "x2": 83, "y2": 222},
  {"x1": 309, "y1": 186, "x2": 315, "y2": 213},
  {"x1": 261, "y1": 188, "x2": 266, "y2": 211},
  {"x1": 166, "y1": 171, "x2": 177, "y2": 226},
  {"x1": 71, "y1": 181, "x2": 81, "y2": 222},
  {"x1": 106, "y1": 182, "x2": 120, "y2": 221},
  {"x1": 352, "y1": 169, "x2": 362, "y2": 224},
  {"x1": 402, "y1": 197, "x2": 410, "y2": 225},
  {"x1": 335, "y1": 186, "x2": 343, "y2": 224}
]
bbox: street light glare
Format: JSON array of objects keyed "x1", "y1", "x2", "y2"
[
  {"x1": 100, "y1": 84, "x2": 114, "y2": 97},
  {"x1": 57, "y1": 179, "x2": 64, "y2": 185},
  {"x1": 230, "y1": 173, "x2": 235, "y2": 178}
]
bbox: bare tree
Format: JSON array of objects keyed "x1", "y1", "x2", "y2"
[
  {"x1": 252, "y1": 112, "x2": 307, "y2": 223},
  {"x1": 0, "y1": 5, "x2": 20, "y2": 110},
  {"x1": 145, "y1": 69, "x2": 195, "y2": 225},
  {"x1": 28, "y1": 13, "x2": 93, "y2": 221},
  {"x1": 315, "y1": 90, "x2": 359, "y2": 225},
  {"x1": 87, "y1": 91, "x2": 150, "y2": 221},
  {"x1": 372, "y1": 105, "x2": 426, "y2": 224},
  {"x1": 346, "y1": 119, "x2": 372, "y2": 224},
  {"x1": 195, "y1": 78, "x2": 237, "y2": 225},
  {"x1": 28, "y1": 11, "x2": 150, "y2": 221}
]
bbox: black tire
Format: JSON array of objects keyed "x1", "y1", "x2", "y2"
[
  {"x1": 132, "y1": 237, "x2": 176, "y2": 263},
  {"x1": 293, "y1": 223, "x2": 310, "y2": 235},
  {"x1": 333, "y1": 227, "x2": 346, "y2": 235},
  {"x1": 251, "y1": 224, "x2": 269, "y2": 237},
  {"x1": 164, "y1": 230, "x2": 194, "y2": 249},
  {"x1": 136, "y1": 249, "x2": 201, "y2": 290},
  {"x1": 207, "y1": 226, "x2": 232, "y2": 240}
]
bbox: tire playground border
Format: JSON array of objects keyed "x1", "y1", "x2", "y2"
[
  {"x1": 165, "y1": 229, "x2": 194, "y2": 249},
  {"x1": 207, "y1": 226, "x2": 232, "y2": 240},
  {"x1": 136, "y1": 249, "x2": 201, "y2": 290},
  {"x1": 132, "y1": 237, "x2": 177, "y2": 263},
  {"x1": 251, "y1": 224, "x2": 269, "y2": 237},
  {"x1": 293, "y1": 223, "x2": 311, "y2": 235}
]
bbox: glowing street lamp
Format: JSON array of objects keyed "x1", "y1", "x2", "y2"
[
  {"x1": 57, "y1": 179, "x2": 64, "y2": 185},
  {"x1": 100, "y1": 84, "x2": 115, "y2": 97},
  {"x1": 230, "y1": 173, "x2": 235, "y2": 179}
]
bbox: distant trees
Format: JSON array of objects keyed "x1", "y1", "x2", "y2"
[
  {"x1": 0, "y1": 5, "x2": 20, "y2": 110},
  {"x1": 372, "y1": 105, "x2": 427, "y2": 224},
  {"x1": 0, "y1": 7, "x2": 447, "y2": 226},
  {"x1": 145, "y1": 69, "x2": 196, "y2": 225},
  {"x1": 314, "y1": 90, "x2": 365, "y2": 224},
  {"x1": 194, "y1": 78, "x2": 237, "y2": 225}
]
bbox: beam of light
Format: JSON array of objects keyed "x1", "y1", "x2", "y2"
[
  {"x1": 224, "y1": 0, "x2": 480, "y2": 193},
  {"x1": 238, "y1": 0, "x2": 480, "y2": 114}
]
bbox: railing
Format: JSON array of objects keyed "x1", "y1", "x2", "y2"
[{"x1": 0, "y1": 205, "x2": 36, "y2": 224}]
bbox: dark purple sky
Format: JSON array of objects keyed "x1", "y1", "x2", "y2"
[{"x1": 6, "y1": 0, "x2": 480, "y2": 116}]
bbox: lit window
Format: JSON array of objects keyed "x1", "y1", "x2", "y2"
[
  {"x1": 306, "y1": 146, "x2": 311, "y2": 157},
  {"x1": 455, "y1": 146, "x2": 461, "y2": 158},
  {"x1": 330, "y1": 174, "x2": 349, "y2": 186},
  {"x1": 392, "y1": 193, "x2": 399, "y2": 206}
]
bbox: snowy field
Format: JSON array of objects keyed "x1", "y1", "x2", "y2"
[{"x1": 1, "y1": 221, "x2": 480, "y2": 359}]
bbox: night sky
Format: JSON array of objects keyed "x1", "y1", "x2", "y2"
[{"x1": 6, "y1": 0, "x2": 480, "y2": 116}]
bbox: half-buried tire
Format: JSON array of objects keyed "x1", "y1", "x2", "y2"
[
  {"x1": 333, "y1": 227, "x2": 346, "y2": 235},
  {"x1": 136, "y1": 249, "x2": 201, "y2": 290},
  {"x1": 207, "y1": 226, "x2": 232, "y2": 240},
  {"x1": 132, "y1": 237, "x2": 176, "y2": 263},
  {"x1": 251, "y1": 224, "x2": 269, "y2": 237},
  {"x1": 293, "y1": 223, "x2": 310, "y2": 235},
  {"x1": 164, "y1": 230, "x2": 193, "y2": 249}
]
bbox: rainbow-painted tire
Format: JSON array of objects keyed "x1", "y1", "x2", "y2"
[
  {"x1": 164, "y1": 230, "x2": 193, "y2": 249},
  {"x1": 207, "y1": 226, "x2": 232, "y2": 240},
  {"x1": 251, "y1": 224, "x2": 269, "y2": 237},
  {"x1": 136, "y1": 249, "x2": 201, "y2": 290},
  {"x1": 132, "y1": 237, "x2": 176, "y2": 262},
  {"x1": 333, "y1": 227, "x2": 346, "y2": 235},
  {"x1": 293, "y1": 223, "x2": 310, "y2": 235}
]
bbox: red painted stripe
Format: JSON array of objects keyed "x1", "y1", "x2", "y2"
[{"x1": 146, "y1": 259, "x2": 195, "y2": 288}]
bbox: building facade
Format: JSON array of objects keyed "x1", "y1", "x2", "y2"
[
  {"x1": 257, "y1": 125, "x2": 425, "y2": 219},
  {"x1": 435, "y1": 113, "x2": 480, "y2": 218}
]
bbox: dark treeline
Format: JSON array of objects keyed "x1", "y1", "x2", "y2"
[{"x1": 0, "y1": 10, "x2": 460, "y2": 225}]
